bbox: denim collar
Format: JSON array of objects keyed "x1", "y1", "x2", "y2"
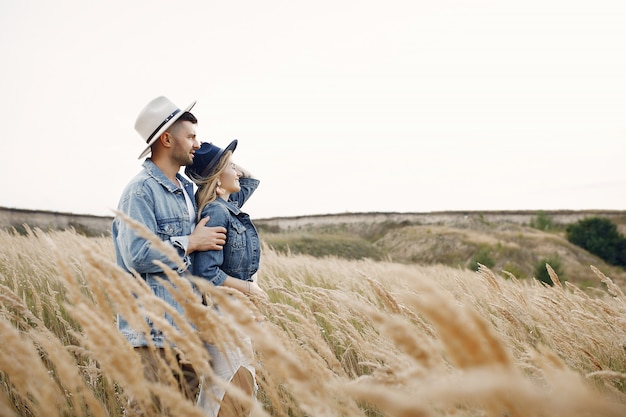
[
  {"x1": 215, "y1": 196, "x2": 241, "y2": 215},
  {"x1": 142, "y1": 159, "x2": 192, "y2": 193}
]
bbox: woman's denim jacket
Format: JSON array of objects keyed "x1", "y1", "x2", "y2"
[
  {"x1": 192, "y1": 177, "x2": 261, "y2": 286},
  {"x1": 112, "y1": 159, "x2": 197, "y2": 347}
]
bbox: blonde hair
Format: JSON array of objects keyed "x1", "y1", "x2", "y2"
[{"x1": 193, "y1": 151, "x2": 233, "y2": 221}]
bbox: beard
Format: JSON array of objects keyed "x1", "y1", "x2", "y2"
[{"x1": 174, "y1": 148, "x2": 195, "y2": 167}]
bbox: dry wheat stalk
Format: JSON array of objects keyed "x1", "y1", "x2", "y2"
[{"x1": 3, "y1": 226, "x2": 626, "y2": 416}]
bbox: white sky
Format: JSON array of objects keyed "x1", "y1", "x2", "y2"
[{"x1": 1, "y1": 0, "x2": 626, "y2": 219}]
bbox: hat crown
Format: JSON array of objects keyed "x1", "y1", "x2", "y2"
[
  {"x1": 186, "y1": 140, "x2": 238, "y2": 180},
  {"x1": 135, "y1": 96, "x2": 179, "y2": 143}
]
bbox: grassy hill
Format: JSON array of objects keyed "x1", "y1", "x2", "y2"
[{"x1": 257, "y1": 210, "x2": 626, "y2": 290}]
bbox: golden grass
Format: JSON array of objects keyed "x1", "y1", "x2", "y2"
[{"x1": 1, "y1": 226, "x2": 625, "y2": 416}]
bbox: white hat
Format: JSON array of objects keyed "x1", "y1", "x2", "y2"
[{"x1": 134, "y1": 96, "x2": 196, "y2": 159}]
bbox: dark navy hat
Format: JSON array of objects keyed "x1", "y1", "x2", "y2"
[{"x1": 186, "y1": 139, "x2": 238, "y2": 180}]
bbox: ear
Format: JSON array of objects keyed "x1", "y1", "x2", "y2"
[{"x1": 159, "y1": 132, "x2": 172, "y2": 148}]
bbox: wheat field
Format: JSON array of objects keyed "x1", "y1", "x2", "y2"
[{"x1": 1, "y1": 226, "x2": 625, "y2": 417}]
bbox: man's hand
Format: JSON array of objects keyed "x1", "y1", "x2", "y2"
[{"x1": 187, "y1": 216, "x2": 226, "y2": 253}]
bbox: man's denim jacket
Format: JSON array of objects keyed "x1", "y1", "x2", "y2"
[
  {"x1": 112, "y1": 159, "x2": 196, "y2": 347},
  {"x1": 192, "y1": 177, "x2": 260, "y2": 286}
]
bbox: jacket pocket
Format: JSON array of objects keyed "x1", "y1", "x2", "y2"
[
  {"x1": 228, "y1": 221, "x2": 247, "y2": 250},
  {"x1": 156, "y1": 217, "x2": 184, "y2": 239}
]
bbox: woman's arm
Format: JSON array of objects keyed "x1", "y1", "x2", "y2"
[
  {"x1": 191, "y1": 205, "x2": 229, "y2": 285},
  {"x1": 221, "y1": 276, "x2": 267, "y2": 299},
  {"x1": 229, "y1": 167, "x2": 259, "y2": 208}
]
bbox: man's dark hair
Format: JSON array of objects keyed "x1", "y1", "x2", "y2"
[{"x1": 178, "y1": 112, "x2": 197, "y2": 124}]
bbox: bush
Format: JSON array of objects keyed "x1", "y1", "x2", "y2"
[
  {"x1": 530, "y1": 211, "x2": 554, "y2": 231},
  {"x1": 502, "y1": 262, "x2": 525, "y2": 279},
  {"x1": 565, "y1": 217, "x2": 626, "y2": 266},
  {"x1": 468, "y1": 245, "x2": 495, "y2": 271},
  {"x1": 533, "y1": 255, "x2": 564, "y2": 286}
]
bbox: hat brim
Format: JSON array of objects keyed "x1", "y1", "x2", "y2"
[
  {"x1": 137, "y1": 100, "x2": 197, "y2": 159},
  {"x1": 224, "y1": 139, "x2": 238, "y2": 155}
]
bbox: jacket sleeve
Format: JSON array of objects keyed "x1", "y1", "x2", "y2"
[
  {"x1": 114, "y1": 182, "x2": 190, "y2": 275},
  {"x1": 191, "y1": 204, "x2": 229, "y2": 285},
  {"x1": 229, "y1": 177, "x2": 259, "y2": 209}
]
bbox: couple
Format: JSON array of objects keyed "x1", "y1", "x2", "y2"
[{"x1": 112, "y1": 96, "x2": 265, "y2": 416}]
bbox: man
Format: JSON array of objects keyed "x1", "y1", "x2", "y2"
[{"x1": 112, "y1": 96, "x2": 227, "y2": 410}]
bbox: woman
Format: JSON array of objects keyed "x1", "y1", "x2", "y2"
[{"x1": 185, "y1": 139, "x2": 266, "y2": 416}]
